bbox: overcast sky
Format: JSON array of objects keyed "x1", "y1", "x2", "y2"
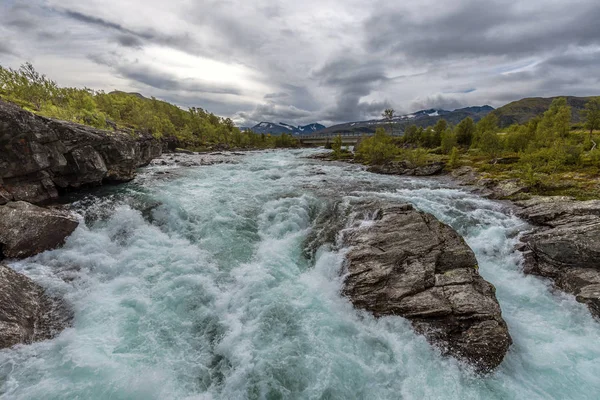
[{"x1": 1, "y1": 0, "x2": 599, "y2": 127}]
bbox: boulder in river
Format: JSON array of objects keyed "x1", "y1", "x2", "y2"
[
  {"x1": 0, "y1": 201, "x2": 79, "y2": 259},
  {"x1": 342, "y1": 202, "x2": 512, "y2": 372},
  {"x1": 0, "y1": 264, "x2": 71, "y2": 349},
  {"x1": 516, "y1": 196, "x2": 600, "y2": 318},
  {"x1": 0, "y1": 99, "x2": 162, "y2": 204}
]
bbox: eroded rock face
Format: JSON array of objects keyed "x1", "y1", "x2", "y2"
[
  {"x1": 516, "y1": 197, "x2": 600, "y2": 318},
  {"x1": 342, "y1": 203, "x2": 512, "y2": 372},
  {"x1": 0, "y1": 201, "x2": 79, "y2": 259},
  {"x1": 0, "y1": 99, "x2": 162, "y2": 204},
  {"x1": 0, "y1": 264, "x2": 71, "y2": 349}
]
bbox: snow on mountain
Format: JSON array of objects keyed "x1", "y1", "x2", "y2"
[{"x1": 248, "y1": 122, "x2": 326, "y2": 135}]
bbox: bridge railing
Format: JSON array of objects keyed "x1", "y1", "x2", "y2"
[{"x1": 299, "y1": 131, "x2": 403, "y2": 140}]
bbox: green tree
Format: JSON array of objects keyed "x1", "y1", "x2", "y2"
[
  {"x1": 455, "y1": 117, "x2": 475, "y2": 146},
  {"x1": 331, "y1": 134, "x2": 343, "y2": 159},
  {"x1": 448, "y1": 146, "x2": 460, "y2": 168},
  {"x1": 356, "y1": 127, "x2": 396, "y2": 165},
  {"x1": 479, "y1": 131, "x2": 503, "y2": 158},
  {"x1": 536, "y1": 97, "x2": 571, "y2": 141},
  {"x1": 583, "y1": 98, "x2": 600, "y2": 138},
  {"x1": 432, "y1": 119, "x2": 447, "y2": 147},
  {"x1": 404, "y1": 124, "x2": 418, "y2": 144},
  {"x1": 473, "y1": 114, "x2": 498, "y2": 148},
  {"x1": 382, "y1": 108, "x2": 395, "y2": 135},
  {"x1": 441, "y1": 130, "x2": 457, "y2": 154}
]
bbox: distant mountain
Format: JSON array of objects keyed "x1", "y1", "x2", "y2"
[
  {"x1": 319, "y1": 106, "x2": 494, "y2": 135},
  {"x1": 491, "y1": 96, "x2": 597, "y2": 127},
  {"x1": 247, "y1": 122, "x2": 326, "y2": 135}
]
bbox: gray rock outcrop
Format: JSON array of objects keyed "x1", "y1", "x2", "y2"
[
  {"x1": 0, "y1": 99, "x2": 162, "y2": 204},
  {"x1": 0, "y1": 201, "x2": 79, "y2": 259},
  {"x1": 341, "y1": 202, "x2": 512, "y2": 372},
  {"x1": 367, "y1": 161, "x2": 445, "y2": 176},
  {"x1": 517, "y1": 196, "x2": 600, "y2": 318},
  {"x1": 0, "y1": 264, "x2": 71, "y2": 349}
]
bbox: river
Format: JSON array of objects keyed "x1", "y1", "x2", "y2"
[{"x1": 1, "y1": 149, "x2": 599, "y2": 399}]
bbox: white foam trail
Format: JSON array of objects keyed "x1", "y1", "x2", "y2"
[{"x1": 1, "y1": 149, "x2": 599, "y2": 399}]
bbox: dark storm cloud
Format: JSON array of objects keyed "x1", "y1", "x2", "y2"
[
  {"x1": 364, "y1": 1, "x2": 600, "y2": 61},
  {"x1": 314, "y1": 57, "x2": 391, "y2": 121},
  {"x1": 543, "y1": 52, "x2": 600, "y2": 69}
]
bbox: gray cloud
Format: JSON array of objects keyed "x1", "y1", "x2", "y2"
[
  {"x1": 365, "y1": 1, "x2": 600, "y2": 61},
  {"x1": 115, "y1": 34, "x2": 144, "y2": 48},
  {"x1": 314, "y1": 57, "x2": 392, "y2": 121},
  {"x1": 1, "y1": 0, "x2": 599, "y2": 127},
  {"x1": 0, "y1": 42, "x2": 16, "y2": 56},
  {"x1": 63, "y1": 10, "x2": 133, "y2": 34}
]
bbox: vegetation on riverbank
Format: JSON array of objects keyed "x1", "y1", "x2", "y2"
[
  {"x1": 347, "y1": 98, "x2": 600, "y2": 199},
  {"x1": 0, "y1": 63, "x2": 299, "y2": 150}
]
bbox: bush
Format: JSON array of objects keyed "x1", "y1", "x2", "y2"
[
  {"x1": 448, "y1": 147, "x2": 460, "y2": 168},
  {"x1": 355, "y1": 127, "x2": 397, "y2": 165}
]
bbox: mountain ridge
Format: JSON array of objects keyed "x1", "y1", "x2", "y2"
[
  {"x1": 319, "y1": 105, "x2": 494, "y2": 135},
  {"x1": 492, "y1": 96, "x2": 597, "y2": 127},
  {"x1": 246, "y1": 122, "x2": 326, "y2": 135}
]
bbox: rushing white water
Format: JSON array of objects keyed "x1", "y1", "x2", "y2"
[{"x1": 2, "y1": 149, "x2": 600, "y2": 399}]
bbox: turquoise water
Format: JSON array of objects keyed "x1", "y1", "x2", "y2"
[{"x1": 2, "y1": 149, "x2": 599, "y2": 399}]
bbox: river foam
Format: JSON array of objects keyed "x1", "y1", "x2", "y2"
[{"x1": 2, "y1": 149, "x2": 599, "y2": 399}]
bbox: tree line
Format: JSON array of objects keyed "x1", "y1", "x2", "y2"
[
  {"x1": 0, "y1": 63, "x2": 299, "y2": 150},
  {"x1": 337, "y1": 98, "x2": 600, "y2": 194}
]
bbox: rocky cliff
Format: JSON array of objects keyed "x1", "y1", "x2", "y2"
[
  {"x1": 0, "y1": 99, "x2": 162, "y2": 204},
  {"x1": 338, "y1": 202, "x2": 511, "y2": 372},
  {"x1": 517, "y1": 197, "x2": 600, "y2": 318}
]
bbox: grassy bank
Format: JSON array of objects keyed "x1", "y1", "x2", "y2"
[{"x1": 331, "y1": 98, "x2": 600, "y2": 199}]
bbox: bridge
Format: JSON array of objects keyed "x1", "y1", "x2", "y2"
[
  {"x1": 299, "y1": 133, "x2": 365, "y2": 145},
  {"x1": 298, "y1": 131, "x2": 402, "y2": 146}
]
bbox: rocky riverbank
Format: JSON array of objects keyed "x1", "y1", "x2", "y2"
[
  {"x1": 0, "y1": 99, "x2": 162, "y2": 205},
  {"x1": 515, "y1": 197, "x2": 600, "y2": 318},
  {"x1": 0, "y1": 99, "x2": 164, "y2": 348},
  {"x1": 339, "y1": 201, "x2": 512, "y2": 372},
  {"x1": 320, "y1": 151, "x2": 600, "y2": 321}
]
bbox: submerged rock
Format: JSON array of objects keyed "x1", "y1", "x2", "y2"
[
  {"x1": 342, "y1": 203, "x2": 512, "y2": 372},
  {"x1": 0, "y1": 99, "x2": 162, "y2": 204},
  {"x1": 0, "y1": 264, "x2": 71, "y2": 349},
  {"x1": 516, "y1": 196, "x2": 600, "y2": 318},
  {"x1": 0, "y1": 201, "x2": 78, "y2": 259}
]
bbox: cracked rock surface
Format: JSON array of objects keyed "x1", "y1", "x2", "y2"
[{"x1": 342, "y1": 202, "x2": 512, "y2": 372}]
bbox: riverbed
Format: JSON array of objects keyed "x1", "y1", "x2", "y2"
[{"x1": 2, "y1": 149, "x2": 599, "y2": 399}]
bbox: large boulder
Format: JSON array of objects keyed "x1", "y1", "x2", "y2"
[
  {"x1": 341, "y1": 203, "x2": 511, "y2": 372},
  {"x1": 516, "y1": 197, "x2": 600, "y2": 319},
  {"x1": 0, "y1": 99, "x2": 162, "y2": 204},
  {"x1": 0, "y1": 264, "x2": 71, "y2": 349},
  {"x1": 0, "y1": 201, "x2": 78, "y2": 259}
]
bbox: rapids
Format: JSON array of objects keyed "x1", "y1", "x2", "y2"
[{"x1": 1, "y1": 149, "x2": 599, "y2": 399}]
